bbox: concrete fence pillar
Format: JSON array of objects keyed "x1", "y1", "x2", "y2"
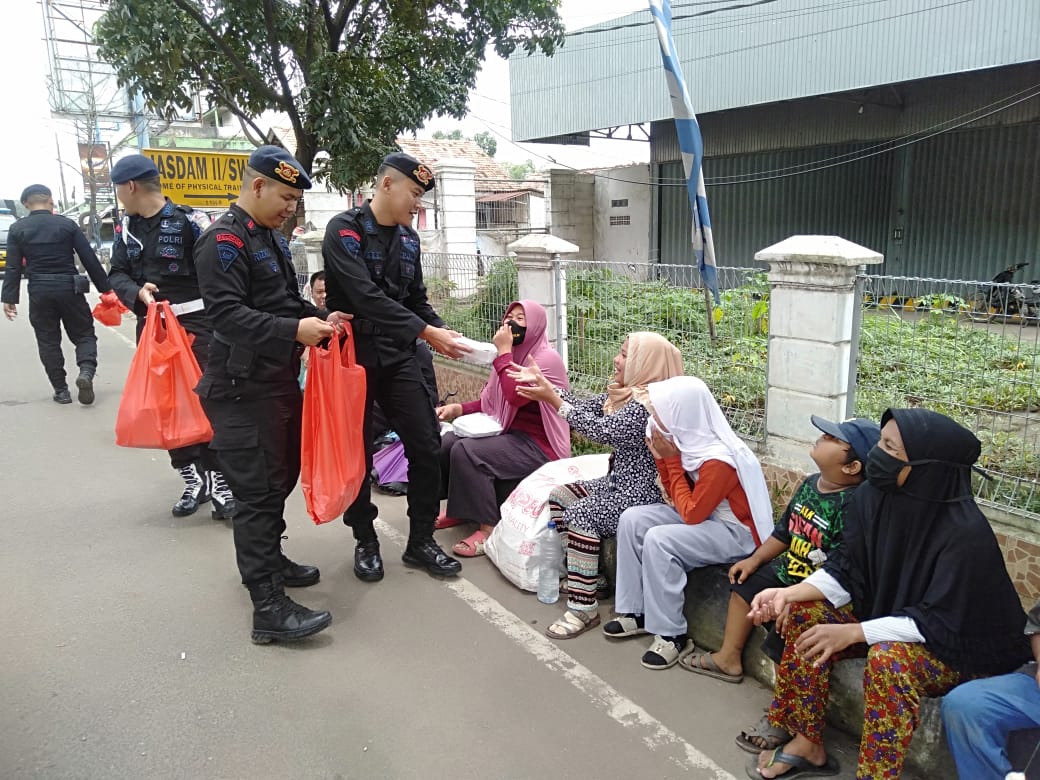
[
  {"x1": 507, "y1": 233, "x2": 580, "y2": 365},
  {"x1": 756, "y1": 235, "x2": 883, "y2": 471},
  {"x1": 432, "y1": 158, "x2": 478, "y2": 295}
]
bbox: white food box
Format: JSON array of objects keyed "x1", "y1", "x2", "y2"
[
  {"x1": 452, "y1": 412, "x2": 504, "y2": 439},
  {"x1": 453, "y1": 336, "x2": 499, "y2": 366}
]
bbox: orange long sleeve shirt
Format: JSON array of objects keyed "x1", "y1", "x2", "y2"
[{"x1": 655, "y1": 456, "x2": 761, "y2": 545}]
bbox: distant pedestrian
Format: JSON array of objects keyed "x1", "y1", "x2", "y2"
[{"x1": 1, "y1": 184, "x2": 112, "y2": 404}]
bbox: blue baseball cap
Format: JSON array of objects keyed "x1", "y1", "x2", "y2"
[
  {"x1": 248, "y1": 145, "x2": 312, "y2": 190},
  {"x1": 811, "y1": 415, "x2": 881, "y2": 463},
  {"x1": 110, "y1": 154, "x2": 160, "y2": 184}
]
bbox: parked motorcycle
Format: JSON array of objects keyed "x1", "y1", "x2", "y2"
[{"x1": 968, "y1": 263, "x2": 1040, "y2": 323}]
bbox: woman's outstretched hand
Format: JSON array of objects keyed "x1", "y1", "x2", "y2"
[{"x1": 509, "y1": 361, "x2": 557, "y2": 404}]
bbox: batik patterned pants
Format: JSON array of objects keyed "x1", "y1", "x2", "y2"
[{"x1": 768, "y1": 600, "x2": 964, "y2": 779}]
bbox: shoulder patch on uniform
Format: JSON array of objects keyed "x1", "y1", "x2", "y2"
[
  {"x1": 216, "y1": 232, "x2": 245, "y2": 248},
  {"x1": 338, "y1": 228, "x2": 361, "y2": 241},
  {"x1": 217, "y1": 243, "x2": 239, "y2": 271}
]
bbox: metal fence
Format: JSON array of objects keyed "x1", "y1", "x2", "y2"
[
  {"x1": 424, "y1": 253, "x2": 768, "y2": 441},
  {"x1": 855, "y1": 274, "x2": 1040, "y2": 523}
]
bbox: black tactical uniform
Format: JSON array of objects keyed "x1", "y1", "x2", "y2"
[
  {"x1": 196, "y1": 146, "x2": 332, "y2": 645},
  {"x1": 195, "y1": 202, "x2": 325, "y2": 581},
  {"x1": 322, "y1": 153, "x2": 460, "y2": 580},
  {"x1": 108, "y1": 185, "x2": 236, "y2": 520},
  {"x1": 1, "y1": 196, "x2": 111, "y2": 404}
]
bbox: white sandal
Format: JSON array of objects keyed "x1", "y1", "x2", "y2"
[{"x1": 545, "y1": 609, "x2": 601, "y2": 640}]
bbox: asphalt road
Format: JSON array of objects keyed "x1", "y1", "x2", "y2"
[{"x1": 0, "y1": 290, "x2": 864, "y2": 780}]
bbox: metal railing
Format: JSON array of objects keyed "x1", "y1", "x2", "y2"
[
  {"x1": 855, "y1": 274, "x2": 1040, "y2": 522},
  {"x1": 424, "y1": 253, "x2": 768, "y2": 441}
]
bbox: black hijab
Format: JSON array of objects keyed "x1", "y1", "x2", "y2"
[{"x1": 825, "y1": 408, "x2": 1028, "y2": 676}]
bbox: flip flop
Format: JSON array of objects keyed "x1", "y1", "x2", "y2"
[
  {"x1": 452, "y1": 530, "x2": 489, "y2": 558},
  {"x1": 435, "y1": 513, "x2": 465, "y2": 530},
  {"x1": 545, "y1": 609, "x2": 601, "y2": 639},
  {"x1": 745, "y1": 748, "x2": 840, "y2": 779},
  {"x1": 736, "y1": 715, "x2": 793, "y2": 754},
  {"x1": 679, "y1": 651, "x2": 744, "y2": 683}
]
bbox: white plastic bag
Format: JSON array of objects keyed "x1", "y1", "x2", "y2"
[
  {"x1": 452, "y1": 412, "x2": 504, "y2": 439},
  {"x1": 484, "y1": 454, "x2": 610, "y2": 592}
]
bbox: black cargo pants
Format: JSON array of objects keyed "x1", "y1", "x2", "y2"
[
  {"x1": 201, "y1": 390, "x2": 301, "y2": 584},
  {"x1": 27, "y1": 291, "x2": 97, "y2": 390}
]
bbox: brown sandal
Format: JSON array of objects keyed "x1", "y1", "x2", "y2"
[{"x1": 545, "y1": 609, "x2": 601, "y2": 640}]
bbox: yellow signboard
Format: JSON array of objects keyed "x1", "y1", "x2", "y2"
[{"x1": 143, "y1": 148, "x2": 250, "y2": 209}]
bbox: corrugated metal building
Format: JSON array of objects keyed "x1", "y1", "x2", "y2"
[{"x1": 510, "y1": 0, "x2": 1040, "y2": 281}]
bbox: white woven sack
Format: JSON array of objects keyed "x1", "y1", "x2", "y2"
[{"x1": 484, "y1": 453, "x2": 610, "y2": 592}]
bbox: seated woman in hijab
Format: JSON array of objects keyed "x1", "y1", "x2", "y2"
[
  {"x1": 745, "y1": 408, "x2": 1029, "y2": 780},
  {"x1": 436, "y1": 300, "x2": 570, "y2": 557},
  {"x1": 506, "y1": 332, "x2": 684, "y2": 639},
  {"x1": 604, "y1": 375, "x2": 775, "y2": 669}
]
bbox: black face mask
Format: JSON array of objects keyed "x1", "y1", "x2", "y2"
[
  {"x1": 506, "y1": 320, "x2": 526, "y2": 345},
  {"x1": 865, "y1": 446, "x2": 909, "y2": 493}
]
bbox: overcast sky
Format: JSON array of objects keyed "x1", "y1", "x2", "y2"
[{"x1": 2, "y1": 0, "x2": 652, "y2": 201}]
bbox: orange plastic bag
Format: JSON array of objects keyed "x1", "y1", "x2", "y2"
[
  {"x1": 92, "y1": 291, "x2": 130, "y2": 326},
  {"x1": 301, "y1": 324, "x2": 367, "y2": 524},
  {"x1": 115, "y1": 300, "x2": 213, "y2": 449}
]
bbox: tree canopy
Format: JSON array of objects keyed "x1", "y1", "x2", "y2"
[{"x1": 95, "y1": 0, "x2": 563, "y2": 189}]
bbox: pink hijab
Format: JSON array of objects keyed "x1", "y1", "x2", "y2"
[{"x1": 479, "y1": 299, "x2": 571, "y2": 459}]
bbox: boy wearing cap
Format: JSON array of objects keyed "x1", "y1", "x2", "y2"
[
  {"x1": 194, "y1": 145, "x2": 350, "y2": 645},
  {"x1": 2, "y1": 184, "x2": 113, "y2": 404},
  {"x1": 108, "y1": 154, "x2": 236, "y2": 520},
  {"x1": 681, "y1": 416, "x2": 880, "y2": 702},
  {"x1": 322, "y1": 152, "x2": 469, "y2": 581}
]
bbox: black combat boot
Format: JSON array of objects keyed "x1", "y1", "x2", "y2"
[
  {"x1": 172, "y1": 464, "x2": 210, "y2": 517},
  {"x1": 402, "y1": 538, "x2": 462, "y2": 577},
  {"x1": 208, "y1": 471, "x2": 238, "y2": 520},
  {"x1": 52, "y1": 386, "x2": 72, "y2": 404},
  {"x1": 247, "y1": 574, "x2": 331, "y2": 644},
  {"x1": 280, "y1": 554, "x2": 320, "y2": 587},
  {"x1": 353, "y1": 540, "x2": 384, "y2": 582},
  {"x1": 75, "y1": 365, "x2": 95, "y2": 405}
]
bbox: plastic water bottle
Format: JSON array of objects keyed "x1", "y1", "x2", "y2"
[{"x1": 537, "y1": 521, "x2": 561, "y2": 604}]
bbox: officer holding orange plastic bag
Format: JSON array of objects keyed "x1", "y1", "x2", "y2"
[
  {"x1": 322, "y1": 153, "x2": 468, "y2": 583},
  {"x1": 194, "y1": 146, "x2": 350, "y2": 645},
  {"x1": 108, "y1": 154, "x2": 236, "y2": 521}
]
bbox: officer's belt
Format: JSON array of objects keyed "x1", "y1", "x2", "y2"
[
  {"x1": 212, "y1": 329, "x2": 303, "y2": 355},
  {"x1": 168, "y1": 298, "x2": 204, "y2": 317},
  {"x1": 29, "y1": 272, "x2": 76, "y2": 282}
]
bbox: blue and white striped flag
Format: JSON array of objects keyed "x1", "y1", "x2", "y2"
[{"x1": 648, "y1": 0, "x2": 720, "y2": 303}]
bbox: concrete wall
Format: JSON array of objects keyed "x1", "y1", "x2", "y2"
[
  {"x1": 592, "y1": 164, "x2": 651, "y2": 263},
  {"x1": 547, "y1": 169, "x2": 595, "y2": 261}
]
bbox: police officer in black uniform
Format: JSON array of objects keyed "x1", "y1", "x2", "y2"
[
  {"x1": 195, "y1": 146, "x2": 350, "y2": 645},
  {"x1": 323, "y1": 152, "x2": 469, "y2": 582},
  {"x1": 107, "y1": 154, "x2": 237, "y2": 520},
  {"x1": 2, "y1": 184, "x2": 112, "y2": 404}
]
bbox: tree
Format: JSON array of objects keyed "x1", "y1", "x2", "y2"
[
  {"x1": 94, "y1": 1, "x2": 563, "y2": 190},
  {"x1": 432, "y1": 129, "x2": 465, "y2": 141},
  {"x1": 505, "y1": 159, "x2": 536, "y2": 180},
  {"x1": 473, "y1": 130, "x2": 497, "y2": 158}
]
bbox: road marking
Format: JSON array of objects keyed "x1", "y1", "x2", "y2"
[{"x1": 375, "y1": 519, "x2": 736, "y2": 779}]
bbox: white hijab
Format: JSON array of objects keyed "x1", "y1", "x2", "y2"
[{"x1": 646, "y1": 376, "x2": 774, "y2": 544}]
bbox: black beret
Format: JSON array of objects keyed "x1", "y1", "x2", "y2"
[
  {"x1": 248, "y1": 145, "x2": 312, "y2": 190},
  {"x1": 110, "y1": 154, "x2": 160, "y2": 184},
  {"x1": 20, "y1": 184, "x2": 52, "y2": 203},
  {"x1": 381, "y1": 152, "x2": 435, "y2": 192}
]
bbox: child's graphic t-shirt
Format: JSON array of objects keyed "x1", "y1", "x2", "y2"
[{"x1": 771, "y1": 474, "x2": 854, "y2": 585}]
